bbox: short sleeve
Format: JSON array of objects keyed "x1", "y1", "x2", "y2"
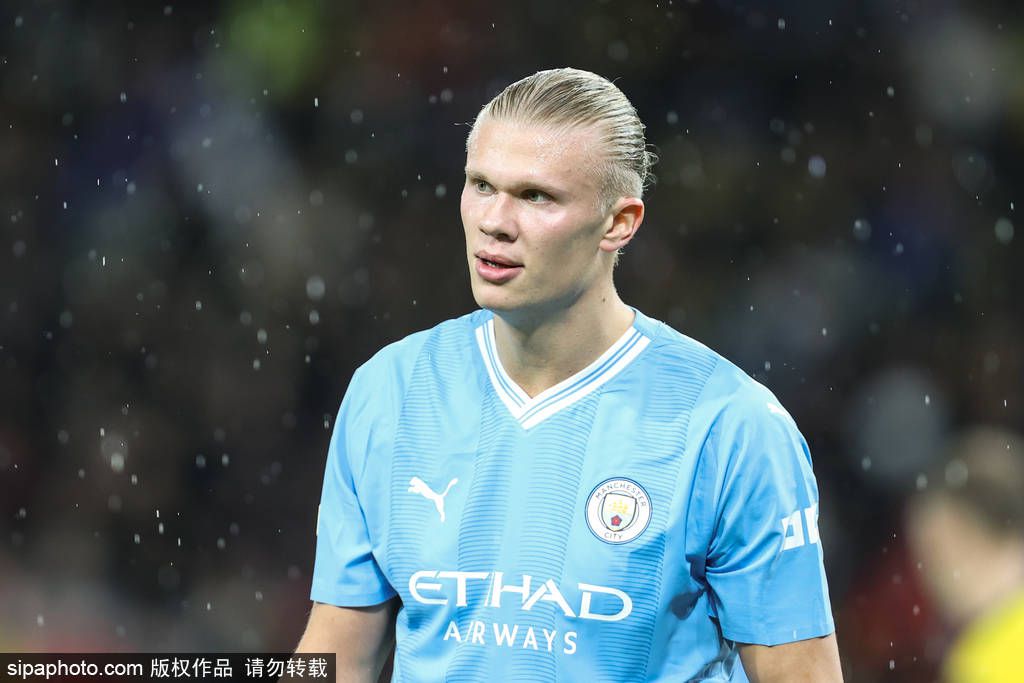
[
  {"x1": 701, "y1": 390, "x2": 835, "y2": 645},
  {"x1": 310, "y1": 365, "x2": 397, "y2": 606}
]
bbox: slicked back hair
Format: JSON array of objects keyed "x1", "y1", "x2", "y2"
[{"x1": 468, "y1": 68, "x2": 655, "y2": 211}]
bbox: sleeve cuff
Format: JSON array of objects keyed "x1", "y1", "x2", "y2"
[{"x1": 310, "y1": 581, "x2": 398, "y2": 608}]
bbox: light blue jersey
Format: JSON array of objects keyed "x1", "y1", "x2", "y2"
[{"x1": 311, "y1": 308, "x2": 834, "y2": 682}]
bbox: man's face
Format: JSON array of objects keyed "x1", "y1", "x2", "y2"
[{"x1": 461, "y1": 116, "x2": 614, "y2": 321}]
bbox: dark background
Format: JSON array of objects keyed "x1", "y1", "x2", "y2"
[{"x1": 1, "y1": 1, "x2": 1020, "y2": 680}]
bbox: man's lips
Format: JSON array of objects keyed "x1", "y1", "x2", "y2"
[
  {"x1": 475, "y1": 251, "x2": 522, "y2": 268},
  {"x1": 474, "y1": 254, "x2": 523, "y2": 283}
]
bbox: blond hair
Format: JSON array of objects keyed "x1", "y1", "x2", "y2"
[{"x1": 468, "y1": 68, "x2": 655, "y2": 209}]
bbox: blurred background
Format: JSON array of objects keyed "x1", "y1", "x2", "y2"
[{"x1": 1, "y1": 1, "x2": 1021, "y2": 681}]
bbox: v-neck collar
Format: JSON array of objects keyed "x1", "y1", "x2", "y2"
[{"x1": 474, "y1": 314, "x2": 650, "y2": 430}]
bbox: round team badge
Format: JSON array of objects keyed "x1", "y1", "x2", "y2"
[{"x1": 586, "y1": 477, "x2": 652, "y2": 544}]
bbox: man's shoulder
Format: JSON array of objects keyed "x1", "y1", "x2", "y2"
[
  {"x1": 635, "y1": 308, "x2": 793, "y2": 429},
  {"x1": 356, "y1": 309, "x2": 486, "y2": 379}
]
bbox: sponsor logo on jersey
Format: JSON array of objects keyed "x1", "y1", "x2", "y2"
[
  {"x1": 585, "y1": 477, "x2": 652, "y2": 544},
  {"x1": 408, "y1": 570, "x2": 632, "y2": 622}
]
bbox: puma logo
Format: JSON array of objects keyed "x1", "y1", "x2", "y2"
[{"x1": 408, "y1": 476, "x2": 459, "y2": 523}]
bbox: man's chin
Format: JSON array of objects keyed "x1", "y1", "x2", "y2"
[{"x1": 472, "y1": 291, "x2": 516, "y2": 313}]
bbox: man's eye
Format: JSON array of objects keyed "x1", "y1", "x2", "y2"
[
  {"x1": 523, "y1": 190, "x2": 548, "y2": 203},
  {"x1": 473, "y1": 180, "x2": 492, "y2": 193}
]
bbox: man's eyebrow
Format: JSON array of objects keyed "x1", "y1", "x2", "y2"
[{"x1": 463, "y1": 168, "x2": 567, "y2": 193}]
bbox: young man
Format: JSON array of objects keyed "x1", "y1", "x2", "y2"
[{"x1": 297, "y1": 68, "x2": 842, "y2": 682}]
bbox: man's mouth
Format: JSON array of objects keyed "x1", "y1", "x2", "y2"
[
  {"x1": 476, "y1": 253, "x2": 522, "y2": 268},
  {"x1": 475, "y1": 254, "x2": 524, "y2": 283}
]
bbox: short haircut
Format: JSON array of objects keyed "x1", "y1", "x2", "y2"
[
  {"x1": 468, "y1": 68, "x2": 655, "y2": 209},
  {"x1": 918, "y1": 426, "x2": 1024, "y2": 537}
]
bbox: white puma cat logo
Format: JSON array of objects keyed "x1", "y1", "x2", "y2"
[{"x1": 408, "y1": 476, "x2": 459, "y2": 522}]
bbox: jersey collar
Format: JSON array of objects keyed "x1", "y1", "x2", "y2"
[{"x1": 474, "y1": 315, "x2": 650, "y2": 430}]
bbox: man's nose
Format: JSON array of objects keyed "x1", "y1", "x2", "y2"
[{"x1": 479, "y1": 192, "x2": 518, "y2": 240}]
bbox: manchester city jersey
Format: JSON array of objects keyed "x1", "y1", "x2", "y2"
[{"x1": 311, "y1": 308, "x2": 834, "y2": 682}]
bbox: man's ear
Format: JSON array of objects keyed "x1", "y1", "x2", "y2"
[{"x1": 599, "y1": 197, "x2": 644, "y2": 254}]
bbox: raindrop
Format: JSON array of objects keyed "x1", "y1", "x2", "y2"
[
  {"x1": 350, "y1": 109, "x2": 364, "y2": 124},
  {"x1": 945, "y1": 459, "x2": 969, "y2": 487},
  {"x1": 666, "y1": 111, "x2": 679, "y2": 125},
  {"x1": 435, "y1": 184, "x2": 447, "y2": 199},
  {"x1": 994, "y1": 217, "x2": 1013, "y2": 244},
  {"x1": 306, "y1": 276, "x2": 326, "y2": 300},
  {"x1": 853, "y1": 219, "x2": 871, "y2": 241},
  {"x1": 807, "y1": 155, "x2": 827, "y2": 178},
  {"x1": 607, "y1": 40, "x2": 629, "y2": 62},
  {"x1": 256, "y1": 328, "x2": 268, "y2": 344}
]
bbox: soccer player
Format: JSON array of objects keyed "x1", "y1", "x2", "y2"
[
  {"x1": 296, "y1": 68, "x2": 842, "y2": 682},
  {"x1": 905, "y1": 427, "x2": 1024, "y2": 682}
]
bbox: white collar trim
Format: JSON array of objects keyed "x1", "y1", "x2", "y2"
[{"x1": 474, "y1": 317, "x2": 650, "y2": 430}]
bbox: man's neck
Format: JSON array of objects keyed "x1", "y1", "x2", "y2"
[{"x1": 491, "y1": 291, "x2": 635, "y2": 398}]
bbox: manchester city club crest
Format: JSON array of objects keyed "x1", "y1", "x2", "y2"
[{"x1": 586, "y1": 478, "x2": 652, "y2": 544}]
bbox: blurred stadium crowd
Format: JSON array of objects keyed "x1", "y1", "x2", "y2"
[{"x1": 1, "y1": 1, "x2": 1021, "y2": 680}]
